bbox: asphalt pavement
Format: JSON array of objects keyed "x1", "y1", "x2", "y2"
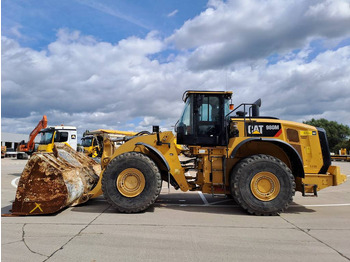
[{"x1": 1, "y1": 158, "x2": 350, "y2": 262}]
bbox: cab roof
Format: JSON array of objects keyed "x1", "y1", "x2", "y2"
[
  {"x1": 39, "y1": 126, "x2": 77, "y2": 132},
  {"x1": 182, "y1": 90, "x2": 233, "y2": 102}
]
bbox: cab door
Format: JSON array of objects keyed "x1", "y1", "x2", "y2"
[{"x1": 177, "y1": 93, "x2": 228, "y2": 146}]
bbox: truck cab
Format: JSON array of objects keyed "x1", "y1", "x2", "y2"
[{"x1": 37, "y1": 126, "x2": 77, "y2": 152}]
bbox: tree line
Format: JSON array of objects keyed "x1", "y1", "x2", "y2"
[{"x1": 303, "y1": 118, "x2": 350, "y2": 153}]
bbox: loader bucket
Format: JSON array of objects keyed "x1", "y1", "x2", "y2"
[{"x1": 10, "y1": 144, "x2": 101, "y2": 216}]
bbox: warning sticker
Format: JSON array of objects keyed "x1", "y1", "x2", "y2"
[{"x1": 300, "y1": 130, "x2": 317, "y2": 136}]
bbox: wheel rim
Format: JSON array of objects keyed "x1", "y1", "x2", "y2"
[
  {"x1": 250, "y1": 172, "x2": 280, "y2": 201},
  {"x1": 117, "y1": 168, "x2": 145, "y2": 197}
]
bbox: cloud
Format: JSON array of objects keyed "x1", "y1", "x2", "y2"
[
  {"x1": 2, "y1": 0, "x2": 350, "y2": 139},
  {"x1": 167, "y1": 9, "x2": 179, "y2": 17},
  {"x1": 7, "y1": 24, "x2": 23, "y2": 39},
  {"x1": 2, "y1": 30, "x2": 193, "y2": 137},
  {"x1": 246, "y1": 46, "x2": 350, "y2": 125},
  {"x1": 168, "y1": 0, "x2": 350, "y2": 70}
]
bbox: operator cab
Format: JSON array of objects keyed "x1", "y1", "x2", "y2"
[
  {"x1": 81, "y1": 135, "x2": 96, "y2": 147},
  {"x1": 176, "y1": 91, "x2": 232, "y2": 146}
]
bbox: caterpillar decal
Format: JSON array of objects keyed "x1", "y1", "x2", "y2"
[{"x1": 246, "y1": 122, "x2": 282, "y2": 137}]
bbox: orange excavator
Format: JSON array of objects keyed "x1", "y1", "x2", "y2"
[{"x1": 17, "y1": 115, "x2": 48, "y2": 159}]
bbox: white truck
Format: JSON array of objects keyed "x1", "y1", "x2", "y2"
[{"x1": 37, "y1": 126, "x2": 77, "y2": 152}]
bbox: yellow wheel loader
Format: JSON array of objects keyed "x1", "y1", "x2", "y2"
[{"x1": 9, "y1": 90, "x2": 347, "y2": 216}]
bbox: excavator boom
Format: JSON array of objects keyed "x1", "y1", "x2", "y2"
[{"x1": 18, "y1": 115, "x2": 48, "y2": 153}]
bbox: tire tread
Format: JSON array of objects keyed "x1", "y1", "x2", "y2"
[
  {"x1": 102, "y1": 152, "x2": 162, "y2": 213},
  {"x1": 231, "y1": 154, "x2": 295, "y2": 216}
]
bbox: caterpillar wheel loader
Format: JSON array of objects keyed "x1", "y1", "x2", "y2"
[{"x1": 8, "y1": 90, "x2": 346, "y2": 216}]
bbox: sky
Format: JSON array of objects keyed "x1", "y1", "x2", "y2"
[{"x1": 2, "y1": 0, "x2": 350, "y2": 140}]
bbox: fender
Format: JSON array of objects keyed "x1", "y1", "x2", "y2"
[
  {"x1": 230, "y1": 138, "x2": 305, "y2": 178},
  {"x1": 135, "y1": 142, "x2": 170, "y2": 171}
]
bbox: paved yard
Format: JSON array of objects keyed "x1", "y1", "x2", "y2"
[{"x1": 2, "y1": 159, "x2": 350, "y2": 261}]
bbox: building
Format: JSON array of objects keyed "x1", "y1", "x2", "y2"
[{"x1": 1, "y1": 132, "x2": 40, "y2": 151}]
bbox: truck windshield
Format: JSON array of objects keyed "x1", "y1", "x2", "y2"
[
  {"x1": 81, "y1": 137, "x2": 93, "y2": 147},
  {"x1": 39, "y1": 131, "x2": 54, "y2": 144}
]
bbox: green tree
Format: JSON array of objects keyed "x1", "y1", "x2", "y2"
[
  {"x1": 303, "y1": 118, "x2": 350, "y2": 153},
  {"x1": 333, "y1": 140, "x2": 350, "y2": 154}
]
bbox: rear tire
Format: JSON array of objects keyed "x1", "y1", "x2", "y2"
[
  {"x1": 230, "y1": 154, "x2": 295, "y2": 216},
  {"x1": 102, "y1": 152, "x2": 162, "y2": 213}
]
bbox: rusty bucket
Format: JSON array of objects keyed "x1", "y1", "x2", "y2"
[{"x1": 10, "y1": 144, "x2": 101, "y2": 216}]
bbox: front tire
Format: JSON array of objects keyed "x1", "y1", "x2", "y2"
[
  {"x1": 230, "y1": 154, "x2": 295, "y2": 216},
  {"x1": 102, "y1": 152, "x2": 162, "y2": 213}
]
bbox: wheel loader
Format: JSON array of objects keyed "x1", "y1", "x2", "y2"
[{"x1": 8, "y1": 90, "x2": 347, "y2": 216}]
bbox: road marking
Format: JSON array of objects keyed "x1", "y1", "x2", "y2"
[
  {"x1": 198, "y1": 192, "x2": 209, "y2": 205},
  {"x1": 11, "y1": 177, "x2": 20, "y2": 188},
  {"x1": 290, "y1": 203, "x2": 350, "y2": 207}
]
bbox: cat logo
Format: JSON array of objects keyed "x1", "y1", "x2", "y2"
[
  {"x1": 247, "y1": 125, "x2": 264, "y2": 135},
  {"x1": 246, "y1": 123, "x2": 282, "y2": 137}
]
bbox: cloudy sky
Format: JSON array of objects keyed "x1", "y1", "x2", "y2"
[{"x1": 2, "y1": 0, "x2": 350, "y2": 139}]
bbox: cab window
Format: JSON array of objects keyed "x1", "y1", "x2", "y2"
[
  {"x1": 39, "y1": 131, "x2": 54, "y2": 144},
  {"x1": 178, "y1": 98, "x2": 193, "y2": 135},
  {"x1": 54, "y1": 132, "x2": 68, "y2": 142}
]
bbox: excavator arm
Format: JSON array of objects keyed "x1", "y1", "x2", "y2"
[{"x1": 18, "y1": 115, "x2": 48, "y2": 153}]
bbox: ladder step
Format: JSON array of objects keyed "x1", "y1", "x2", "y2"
[
  {"x1": 181, "y1": 163, "x2": 195, "y2": 167},
  {"x1": 180, "y1": 157, "x2": 196, "y2": 164},
  {"x1": 211, "y1": 184, "x2": 226, "y2": 197}
]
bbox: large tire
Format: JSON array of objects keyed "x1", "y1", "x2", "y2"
[
  {"x1": 230, "y1": 154, "x2": 295, "y2": 216},
  {"x1": 102, "y1": 152, "x2": 162, "y2": 213}
]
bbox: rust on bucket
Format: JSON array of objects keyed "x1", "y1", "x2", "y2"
[{"x1": 10, "y1": 144, "x2": 100, "y2": 216}]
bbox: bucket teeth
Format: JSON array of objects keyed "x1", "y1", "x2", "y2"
[{"x1": 10, "y1": 144, "x2": 101, "y2": 216}]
